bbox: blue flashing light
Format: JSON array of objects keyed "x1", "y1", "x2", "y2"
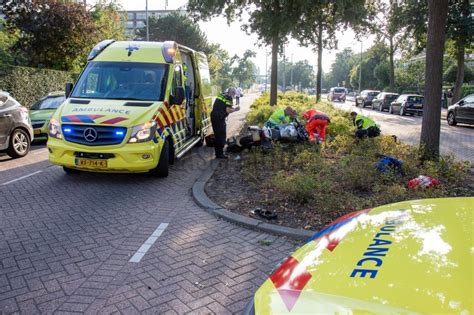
[
  {"x1": 87, "y1": 39, "x2": 115, "y2": 61},
  {"x1": 64, "y1": 128, "x2": 72, "y2": 133},
  {"x1": 115, "y1": 131, "x2": 124, "y2": 136}
]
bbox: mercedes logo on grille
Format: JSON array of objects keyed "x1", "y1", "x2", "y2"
[{"x1": 83, "y1": 127, "x2": 98, "y2": 142}]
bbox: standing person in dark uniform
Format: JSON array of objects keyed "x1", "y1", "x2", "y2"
[{"x1": 211, "y1": 88, "x2": 240, "y2": 159}]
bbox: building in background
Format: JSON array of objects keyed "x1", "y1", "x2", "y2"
[{"x1": 124, "y1": 9, "x2": 186, "y2": 38}]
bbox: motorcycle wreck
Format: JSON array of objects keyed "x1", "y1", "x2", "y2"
[{"x1": 225, "y1": 120, "x2": 310, "y2": 153}]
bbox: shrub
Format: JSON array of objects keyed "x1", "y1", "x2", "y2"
[
  {"x1": 0, "y1": 64, "x2": 77, "y2": 107},
  {"x1": 241, "y1": 92, "x2": 472, "y2": 213}
]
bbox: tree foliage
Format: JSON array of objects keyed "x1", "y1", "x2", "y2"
[
  {"x1": 277, "y1": 60, "x2": 315, "y2": 89},
  {"x1": 3, "y1": 0, "x2": 125, "y2": 72},
  {"x1": 138, "y1": 12, "x2": 211, "y2": 54},
  {"x1": 187, "y1": 0, "x2": 302, "y2": 105},
  {"x1": 293, "y1": 0, "x2": 374, "y2": 100},
  {"x1": 232, "y1": 50, "x2": 257, "y2": 88}
]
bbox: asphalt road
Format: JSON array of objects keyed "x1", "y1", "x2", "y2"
[
  {"x1": 0, "y1": 94, "x2": 297, "y2": 314},
  {"x1": 327, "y1": 96, "x2": 474, "y2": 165}
]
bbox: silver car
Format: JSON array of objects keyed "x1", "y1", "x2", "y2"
[{"x1": 0, "y1": 92, "x2": 34, "y2": 158}]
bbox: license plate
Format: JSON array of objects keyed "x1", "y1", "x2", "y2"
[
  {"x1": 75, "y1": 158, "x2": 107, "y2": 169},
  {"x1": 414, "y1": 104, "x2": 422, "y2": 109},
  {"x1": 34, "y1": 129, "x2": 41, "y2": 135}
]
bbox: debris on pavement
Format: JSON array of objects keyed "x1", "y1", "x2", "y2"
[{"x1": 258, "y1": 240, "x2": 273, "y2": 246}]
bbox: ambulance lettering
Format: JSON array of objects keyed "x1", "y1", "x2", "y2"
[{"x1": 350, "y1": 216, "x2": 406, "y2": 279}]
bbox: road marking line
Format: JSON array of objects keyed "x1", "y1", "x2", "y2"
[
  {"x1": 1, "y1": 170, "x2": 43, "y2": 186},
  {"x1": 129, "y1": 223, "x2": 169, "y2": 263}
]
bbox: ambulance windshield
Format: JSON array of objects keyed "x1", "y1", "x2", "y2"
[{"x1": 71, "y1": 62, "x2": 169, "y2": 102}]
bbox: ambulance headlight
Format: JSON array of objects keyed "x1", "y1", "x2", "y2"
[
  {"x1": 128, "y1": 121, "x2": 157, "y2": 143},
  {"x1": 49, "y1": 118, "x2": 63, "y2": 139}
]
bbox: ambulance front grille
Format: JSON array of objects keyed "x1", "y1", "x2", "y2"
[{"x1": 61, "y1": 124, "x2": 127, "y2": 146}]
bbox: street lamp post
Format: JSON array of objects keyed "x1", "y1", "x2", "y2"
[
  {"x1": 145, "y1": 0, "x2": 149, "y2": 41},
  {"x1": 290, "y1": 53, "x2": 293, "y2": 90},
  {"x1": 265, "y1": 50, "x2": 268, "y2": 93},
  {"x1": 359, "y1": 41, "x2": 362, "y2": 93},
  {"x1": 282, "y1": 45, "x2": 286, "y2": 92}
]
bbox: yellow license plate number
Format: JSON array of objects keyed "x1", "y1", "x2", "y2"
[
  {"x1": 34, "y1": 129, "x2": 41, "y2": 135},
  {"x1": 75, "y1": 159, "x2": 107, "y2": 169}
]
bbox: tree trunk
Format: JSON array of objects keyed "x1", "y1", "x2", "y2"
[
  {"x1": 316, "y1": 21, "x2": 323, "y2": 102},
  {"x1": 270, "y1": 35, "x2": 279, "y2": 106},
  {"x1": 452, "y1": 45, "x2": 465, "y2": 103},
  {"x1": 420, "y1": 0, "x2": 449, "y2": 161},
  {"x1": 389, "y1": 36, "x2": 395, "y2": 91}
]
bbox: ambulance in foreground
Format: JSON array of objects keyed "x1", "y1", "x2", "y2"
[
  {"x1": 48, "y1": 40, "x2": 212, "y2": 177},
  {"x1": 244, "y1": 197, "x2": 473, "y2": 314}
]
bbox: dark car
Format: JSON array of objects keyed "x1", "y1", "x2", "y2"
[
  {"x1": 372, "y1": 92, "x2": 400, "y2": 111},
  {"x1": 389, "y1": 94, "x2": 424, "y2": 116},
  {"x1": 355, "y1": 90, "x2": 380, "y2": 107},
  {"x1": 447, "y1": 94, "x2": 474, "y2": 126},
  {"x1": 328, "y1": 87, "x2": 346, "y2": 102},
  {"x1": 0, "y1": 92, "x2": 34, "y2": 158}
]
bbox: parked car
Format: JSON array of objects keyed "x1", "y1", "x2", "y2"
[
  {"x1": 328, "y1": 87, "x2": 346, "y2": 102},
  {"x1": 0, "y1": 91, "x2": 34, "y2": 158},
  {"x1": 355, "y1": 90, "x2": 380, "y2": 107},
  {"x1": 371, "y1": 92, "x2": 400, "y2": 111},
  {"x1": 29, "y1": 92, "x2": 65, "y2": 141},
  {"x1": 243, "y1": 197, "x2": 473, "y2": 314},
  {"x1": 345, "y1": 91, "x2": 358, "y2": 102},
  {"x1": 447, "y1": 94, "x2": 474, "y2": 126},
  {"x1": 389, "y1": 94, "x2": 424, "y2": 116}
]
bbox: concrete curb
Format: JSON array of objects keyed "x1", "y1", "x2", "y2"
[{"x1": 192, "y1": 159, "x2": 315, "y2": 241}]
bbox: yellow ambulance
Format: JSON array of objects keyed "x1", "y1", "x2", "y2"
[
  {"x1": 47, "y1": 40, "x2": 212, "y2": 177},
  {"x1": 244, "y1": 197, "x2": 473, "y2": 314}
]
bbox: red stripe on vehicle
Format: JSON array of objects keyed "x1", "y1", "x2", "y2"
[{"x1": 101, "y1": 117, "x2": 128, "y2": 125}]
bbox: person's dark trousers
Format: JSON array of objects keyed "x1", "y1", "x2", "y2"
[
  {"x1": 211, "y1": 116, "x2": 227, "y2": 157},
  {"x1": 367, "y1": 126, "x2": 381, "y2": 137},
  {"x1": 355, "y1": 129, "x2": 368, "y2": 139}
]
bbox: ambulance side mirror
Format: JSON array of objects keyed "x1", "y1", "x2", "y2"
[
  {"x1": 65, "y1": 83, "x2": 73, "y2": 98},
  {"x1": 170, "y1": 86, "x2": 185, "y2": 105}
]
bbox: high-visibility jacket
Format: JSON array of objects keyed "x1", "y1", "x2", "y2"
[
  {"x1": 355, "y1": 114, "x2": 377, "y2": 129},
  {"x1": 211, "y1": 93, "x2": 233, "y2": 121},
  {"x1": 266, "y1": 108, "x2": 292, "y2": 127}
]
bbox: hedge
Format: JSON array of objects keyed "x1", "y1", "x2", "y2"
[{"x1": 0, "y1": 64, "x2": 77, "y2": 108}]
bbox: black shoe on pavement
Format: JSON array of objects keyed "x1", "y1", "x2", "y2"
[{"x1": 215, "y1": 155, "x2": 229, "y2": 159}]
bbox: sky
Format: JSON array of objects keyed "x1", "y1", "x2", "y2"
[{"x1": 90, "y1": 0, "x2": 374, "y2": 75}]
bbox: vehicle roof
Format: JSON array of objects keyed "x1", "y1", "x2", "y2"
[
  {"x1": 362, "y1": 90, "x2": 380, "y2": 92},
  {"x1": 381, "y1": 92, "x2": 399, "y2": 95},
  {"x1": 400, "y1": 94, "x2": 423, "y2": 97},
  {"x1": 254, "y1": 197, "x2": 473, "y2": 314},
  {"x1": 94, "y1": 41, "x2": 197, "y2": 64}
]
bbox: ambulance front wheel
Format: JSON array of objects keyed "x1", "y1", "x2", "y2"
[{"x1": 151, "y1": 140, "x2": 169, "y2": 177}]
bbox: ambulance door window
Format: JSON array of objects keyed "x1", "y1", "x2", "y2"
[{"x1": 171, "y1": 65, "x2": 183, "y2": 94}]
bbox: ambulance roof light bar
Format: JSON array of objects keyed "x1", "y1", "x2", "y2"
[{"x1": 87, "y1": 39, "x2": 115, "y2": 61}]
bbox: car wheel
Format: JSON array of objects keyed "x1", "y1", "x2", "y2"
[
  {"x1": 7, "y1": 128, "x2": 30, "y2": 158},
  {"x1": 400, "y1": 107, "x2": 405, "y2": 116},
  {"x1": 447, "y1": 112, "x2": 457, "y2": 126},
  {"x1": 150, "y1": 139, "x2": 169, "y2": 177}
]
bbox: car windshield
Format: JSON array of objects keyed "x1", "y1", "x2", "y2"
[
  {"x1": 334, "y1": 88, "x2": 345, "y2": 93},
  {"x1": 386, "y1": 94, "x2": 399, "y2": 101},
  {"x1": 71, "y1": 62, "x2": 169, "y2": 101},
  {"x1": 408, "y1": 96, "x2": 423, "y2": 103},
  {"x1": 30, "y1": 96, "x2": 65, "y2": 110}
]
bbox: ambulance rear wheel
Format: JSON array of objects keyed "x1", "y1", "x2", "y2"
[{"x1": 151, "y1": 140, "x2": 169, "y2": 177}]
